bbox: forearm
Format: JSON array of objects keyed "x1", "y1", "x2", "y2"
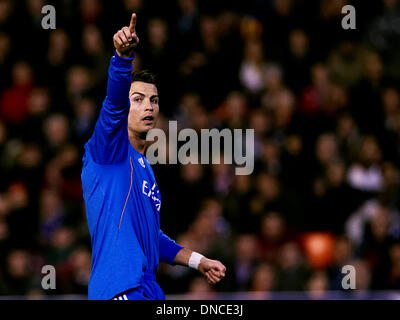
[
  {"x1": 104, "y1": 12, "x2": 138, "y2": 111},
  {"x1": 173, "y1": 247, "x2": 194, "y2": 267},
  {"x1": 116, "y1": 47, "x2": 135, "y2": 59},
  {"x1": 105, "y1": 52, "x2": 134, "y2": 110},
  {"x1": 158, "y1": 232, "x2": 203, "y2": 268},
  {"x1": 159, "y1": 231, "x2": 183, "y2": 265},
  {"x1": 86, "y1": 52, "x2": 133, "y2": 164}
]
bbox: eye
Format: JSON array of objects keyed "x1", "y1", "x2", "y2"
[
  {"x1": 134, "y1": 97, "x2": 143, "y2": 102},
  {"x1": 151, "y1": 98, "x2": 159, "y2": 104}
]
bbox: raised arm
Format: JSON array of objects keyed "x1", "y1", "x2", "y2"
[{"x1": 85, "y1": 14, "x2": 140, "y2": 164}]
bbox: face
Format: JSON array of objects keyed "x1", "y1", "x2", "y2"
[{"x1": 128, "y1": 81, "x2": 159, "y2": 136}]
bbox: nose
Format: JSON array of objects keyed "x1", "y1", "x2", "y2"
[{"x1": 145, "y1": 99, "x2": 153, "y2": 111}]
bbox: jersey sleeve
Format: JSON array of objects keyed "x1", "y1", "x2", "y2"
[
  {"x1": 159, "y1": 230, "x2": 183, "y2": 265},
  {"x1": 85, "y1": 51, "x2": 135, "y2": 164}
]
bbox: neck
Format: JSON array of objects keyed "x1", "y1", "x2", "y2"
[{"x1": 128, "y1": 130, "x2": 148, "y2": 154}]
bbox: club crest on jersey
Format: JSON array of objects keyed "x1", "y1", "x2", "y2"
[
  {"x1": 142, "y1": 180, "x2": 161, "y2": 212},
  {"x1": 138, "y1": 157, "x2": 146, "y2": 168}
]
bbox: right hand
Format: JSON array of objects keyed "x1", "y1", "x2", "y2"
[{"x1": 113, "y1": 13, "x2": 140, "y2": 58}]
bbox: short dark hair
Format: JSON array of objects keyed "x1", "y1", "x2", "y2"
[{"x1": 131, "y1": 70, "x2": 157, "y2": 87}]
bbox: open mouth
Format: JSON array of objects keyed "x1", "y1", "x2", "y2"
[{"x1": 142, "y1": 116, "x2": 154, "y2": 122}]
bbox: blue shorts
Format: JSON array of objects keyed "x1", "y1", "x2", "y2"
[{"x1": 112, "y1": 271, "x2": 165, "y2": 300}]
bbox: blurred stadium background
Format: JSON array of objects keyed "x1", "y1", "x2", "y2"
[{"x1": 0, "y1": 0, "x2": 400, "y2": 300}]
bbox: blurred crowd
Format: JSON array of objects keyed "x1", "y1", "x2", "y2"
[{"x1": 1, "y1": 0, "x2": 400, "y2": 298}]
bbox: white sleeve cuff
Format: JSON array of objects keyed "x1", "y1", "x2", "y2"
[{"x1": 188, "y1": 252, "x2": 204, "y2": 270}]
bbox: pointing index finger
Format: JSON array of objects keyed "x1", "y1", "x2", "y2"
[{"x1": 129, "y1": 13, "x2": 137, "y2": 32}]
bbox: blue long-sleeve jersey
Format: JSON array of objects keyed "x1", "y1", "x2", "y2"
[{"x1": 81, "y1": 52, "x2": 183, "y2": 300}]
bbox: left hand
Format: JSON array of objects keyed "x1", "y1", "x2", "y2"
[{"x1": 198, "y1": 257, "x2": 226, "y2": 285}]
